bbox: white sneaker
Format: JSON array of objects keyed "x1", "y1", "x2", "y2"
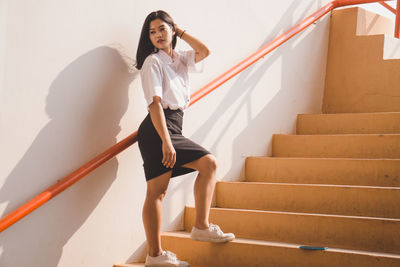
[
  {"x1": 145, "y1": 250, "x2": 189, "y2": 267},
  {"x1": 190, "y1": 223, "x2": 235, "y2": 243}
]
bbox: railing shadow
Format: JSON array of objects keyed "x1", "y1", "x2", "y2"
[
  {"x1": 229, "y1": 13, "x2": 330, "y2": 180},
  {"x1": 189, "y1": 0, "x2": 324, "y2": 181},
  {"x1": 0, "y1": 46, "x2": 135, "y2": 266},
  {"x1": 190, "y1": 0, "x2": 311, "y2": 145},
  {"x1": 227, "y1": 0, "x2": 330, "y2": 180}
]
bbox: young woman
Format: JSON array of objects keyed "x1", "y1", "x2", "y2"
[{"x1": 135, "y1": 10, "x2": 235, "y2": 267}]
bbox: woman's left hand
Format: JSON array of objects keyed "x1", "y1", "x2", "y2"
[{"x1": 174, "y1": 23, "x2": 183, "y2": 37}]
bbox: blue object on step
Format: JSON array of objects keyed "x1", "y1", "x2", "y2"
[{"x1": 299, "y1": 246, "x2": 328, "y2": 250}]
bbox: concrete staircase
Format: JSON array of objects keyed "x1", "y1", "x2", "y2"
[{"x1": 115, "y1": 7, "x2": 400, "y2": 267}]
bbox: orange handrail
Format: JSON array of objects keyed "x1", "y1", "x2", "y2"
[
  {"x1": 189, "y1": 0, "x2": 398, "y2": 106},
  {"x1": 380, "y1": 1, "x2": 396, "y2": 13},
  {"x1": 379, "y1": 0, "x2": 400, "y2": 37},
  {"x1": 0, "y1": 0, "x2": 396, "y2": 233}
]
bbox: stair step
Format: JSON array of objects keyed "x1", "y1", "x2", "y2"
[
  {"x1": 216, "y1": 182, "x2": 400, "y2": 219},
  {"x1": 114, "y1": 264, "x2": 144, "y2": 267},
  {"x1": 245, "y1": 157, "x2": 400, "y2": 187},
  {"x1": 160, "y1": 231, "x2": 400, "y2": 267},
  {"x1": 296, "y1": 112, "x2": 400, "y2": 135},
  {"x1": 185, "y1": 207, "x2": 400, "y2": 254},
  {"x1": 272, "y1": 134, "x2": 400, "y2": 158}
]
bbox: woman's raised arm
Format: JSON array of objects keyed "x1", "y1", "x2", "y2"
[{"x1": 174, "y1": 24, "x2": 210, "y2": 63}]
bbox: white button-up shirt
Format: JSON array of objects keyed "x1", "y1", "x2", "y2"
[{"x1": 140, "y1": 49, "x2": 204, "y2": 111}]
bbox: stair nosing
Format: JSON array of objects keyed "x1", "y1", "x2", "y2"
[
  {"x1": 218, "y1": 181, "x2": 400, "y2": 190},
  {"x1": 298, "y1": 111, "x2": 400, "y2": 116},
  {"x1": 186, "y1": 206, "x2": 400, "y2": 222},
  {"x1": 274, "y1": 133, "x2": 400, "y2": 137},
  {"x1": 247, "y1": 156, "x2": 400, "y2": 161}
]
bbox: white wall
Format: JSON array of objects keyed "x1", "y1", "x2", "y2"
[
  {"x1": 0, "y1": 0, "x2": 8, "y2": 103},
  {"x1": 0, "y1": 0, "x2": 332, "y2": 266},
  {"x1": 362, "y1": 1, "x2": 397, "y2": 19}
]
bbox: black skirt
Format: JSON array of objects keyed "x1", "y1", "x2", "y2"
[{"x1": 137, "y1": 108, "x2": 211, "y2": 181}]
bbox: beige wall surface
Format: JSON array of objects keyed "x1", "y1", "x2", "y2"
[
  {"x1": 0, "y1": 0, "x2": 8, "y2": 103},
  {"x1": 0, "y1": 0, "x2": 331, "y2": 266},
  {"x1": 323, "y1": 7, "x2": 400, "y2": 113},
  {"x1": 362, "y1": 1, "x2": 397, "y2": 20}
]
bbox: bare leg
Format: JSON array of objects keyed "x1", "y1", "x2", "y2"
[
  {"x1": 183, "y1": 154, "x2": 217, "y2": 229},
  {"x1": 142, "y1": 171, "x2": 172, "y2": 257}
]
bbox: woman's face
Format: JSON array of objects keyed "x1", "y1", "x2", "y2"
[{"x1": 148, "y1": 19, "x2": 175, "y2": 52}]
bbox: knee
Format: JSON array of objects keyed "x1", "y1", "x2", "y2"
[
  {"x1": 153, "y1": 191, "x2": 167, "y2": 202},
  {"x1": 146, "y1": 188, "x2": 167, "y2": 202},
  {"x1": 202, "y1": 154, "x2": 217, "y2": 173}
]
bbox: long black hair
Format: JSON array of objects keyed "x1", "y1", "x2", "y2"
[{"x1": 135, "y1": 10, "x2": 177, "y2": 70}]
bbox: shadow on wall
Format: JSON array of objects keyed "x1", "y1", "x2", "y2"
[
  {"x1": 190, "y1": 0, "x2": 325, "y2": 180},
  {"x1": 228, "y1": 2, "x2": 329, "y2": 180},
  {"x1": 0, "y1": 46, "x2": 136, "y2": 267}
]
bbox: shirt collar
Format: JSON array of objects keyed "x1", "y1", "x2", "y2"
[{"x1": 157, "y1": 49, "x2": 178, "y2": 65}]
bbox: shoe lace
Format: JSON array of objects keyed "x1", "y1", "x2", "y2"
[
  {"x1": 209, "y1": 223, "x2": 223, "y2": 235},
  {"x1": 164, "y1": 250, "x2": 177, "y2": 260}
]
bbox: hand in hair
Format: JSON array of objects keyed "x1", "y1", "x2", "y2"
[{"x1": 174, "y1": 23, "x2": 184, "y2": 37}]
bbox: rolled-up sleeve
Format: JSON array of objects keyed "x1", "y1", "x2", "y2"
[
  {"x1": 140, "y1": 57, "x2": 163, "y2": 106},
  {"x1": 181, "y1": 49, "x2": 204, "y2": 73}
]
